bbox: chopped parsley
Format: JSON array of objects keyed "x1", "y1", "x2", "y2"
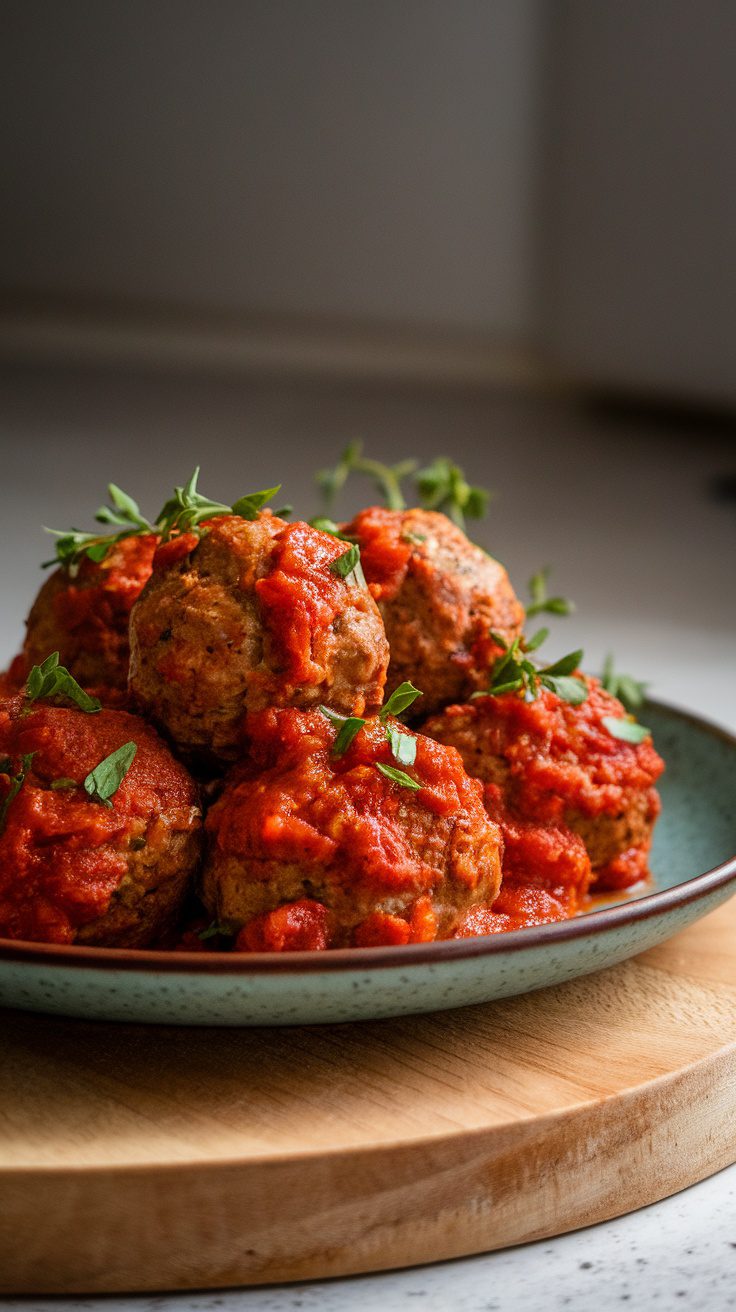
[
  {"x1": 319, "y1": 707, "x2": 367, "y2": 757},
  {"x1": 83, "y1": 741, "x2": 137, "y2": 808},
  {"x1": 602, "y1": 716, "x2": 651, "y2": 744},
  {"x1": 320, "y1": 680, "x2": 422, "y2": 770},
  {"x1": 380, "y1": 681, "x2": 423, "y2": 719},
  {"x1": 385, "y1": 723, "x2": 417, "y2": 767}
]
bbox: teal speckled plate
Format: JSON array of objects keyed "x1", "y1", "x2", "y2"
[{"x1": 0, "y1": 700, "x2": 734, "y2": 1026}]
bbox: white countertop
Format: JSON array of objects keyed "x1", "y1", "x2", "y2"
[{"x1": 0, "y1": 367, "x2": 734, "y2": 1310}]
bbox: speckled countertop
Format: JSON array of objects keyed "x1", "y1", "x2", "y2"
[{"x1": 0, "y1": 370, "x2": 734, "y2": 1311}]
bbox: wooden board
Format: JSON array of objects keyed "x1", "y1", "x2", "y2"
[{"x1": 2, "y1": 895, "x2": 735, "y2": 1295}]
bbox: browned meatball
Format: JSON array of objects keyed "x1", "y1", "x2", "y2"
[
  {"x1": 0, "y1": 696, "x2": 202, "y2": 946},
  {"x1": 343, "y1": 506, "x2": 525, "y2": 718},
  {"x1": 8, "y1": 535, "x2": 158, "y2": 705},
  {"x1": 422, "y1": 677, "x2": 665, "y2": 890},
  {"x1": 201, "y1": 707, "x2": 503, "y2": 950},
  {"x1": 129, "y1": 515, "x2": 389, "y2": 763}
]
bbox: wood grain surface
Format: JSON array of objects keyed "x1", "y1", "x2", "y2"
[{"x1": 1, "y1": 895, "x2": 735, "y2": 1295}]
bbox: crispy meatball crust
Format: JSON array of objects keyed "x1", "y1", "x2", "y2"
[
  {"x1": 10, "y1": 535, "x2": 158, "y2": 705},
  {"x1": 343, "y1": 506, "x2": 525, "y2": 718},
  {"x1": 201, "y1": 707, "x2": 503, "y2": 948},
  {"x1": 421, "y1": 677, "x2": 664, "y2": 889},
  {"x1": 129, "y1": 515, "x2": 389, "y2": 762},
  {"x1": 0, "y1": 697, "x2": 202, "y2": 946}
]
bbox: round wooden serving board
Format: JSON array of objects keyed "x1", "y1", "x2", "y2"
[{"x1": 2, "y1": 894, "x2": 735, "y2": 1295}]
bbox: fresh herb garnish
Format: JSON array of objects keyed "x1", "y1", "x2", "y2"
[
  {"x1": 375, "y1": 762, "x2": 422, "y2": 791},
  {"x1": 414, "y1": 458, "x2": 490, "y2": 529},
  {"x1": 44, "y1": 471, "x2": 286, "y2": 569},
  {"x1": 328, "y1": 543, "x2": 366, "y2": 587},
  {"x1": 380, "y1": 681, "x2": 423, "y2": 719},
  {"x1": 401, "y1": 529, "x2": 427, "y2": 545},
  {"x1": 473, "y1": 632, "x2": 587, "y2": 706},
  {"x1": 601, "y1": 654, "x2": 647, "y2": 711},
  {"x1": 0, "y1": 753, "x2": 35, "y2": 835},
  {"x1": 309, "y1": 516, "x2": 353, "y2": 541},
  {"x1": 319, "y1": 707, "x2": 367, "y2": 757},
  {"x1": 50, "y1": 777, "x2": 77, "y2": 790},
  {"x1": 83, "y1": 741, "x2": 137, "y2": 808},
  {"x1": 526, "y1": 568, "x2": 575, "y2": 619},
  {"x1": 198, "y1": 921, "x2": 235, "y2": 941},
  {"x1": 317, "y1": 442, "x2": 418, "y2": 512},
  {"x1": 602, "y1": 715, "x2": 651, "y2": 744},
  {"x1": 385, "y1": 723, "x2": 417, "y2": 767},
  {"x1": 26, "y1": 652, "x2": 101, "y2": 714},
  {"x1": 43, "y1": 483, "x2": 156, "y2": 573}
]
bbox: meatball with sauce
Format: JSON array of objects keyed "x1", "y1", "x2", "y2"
[
  {"x1": 0, "y1": 694, "x2": 201, "y2": 946},
  {"x1": 201, "y1": 706, "x2": 503, "y2": 950},
  {"x1": 342, "y1": 506, "x2": 525, "y2": 718},
  {"x1": 8, "y1": 535, "x2": 158, "y2": 705},
  {"x1": 129, "y1": 515, "x2": 389, "y2": 762},
  {"x1": 422, "y1": 678, "x2": 664, "y2": 890}
]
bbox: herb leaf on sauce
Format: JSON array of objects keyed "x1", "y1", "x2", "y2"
[
  {"x1": 385, "y1": 724, "x2": 417, "y2": 767},
  {"x1": 26, "y1": 652, "x2": 101, "y2": 714},
  {"x1": 474, "y1": 634, "x2": 587, "y2": 706},
  {"x1": 83, "y1": 741, "x2": 137, "y2": 808},
  {"x1": 526, "y1": 568, "x2": 575, "y2": 618},
  {"x1": 319, "y1": 707, "x2": 367, "y2": 757},
  {"x1": 328, "y1": 543, "x2": 367, "y2": 588},
  {"x1": 375, "y1": 762, "x2": 422, "y2": 791},
  {"x1": 602, "y1": 715, "x2": 651, "y2": 744},
  {"x1": 0, "y1": 752, "x2": 35, "y2": 835},
  {"x1": 380, "y1": 681, "x2": 423, "y2": 719}
]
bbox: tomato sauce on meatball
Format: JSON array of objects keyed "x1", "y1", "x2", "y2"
[
  {"x1": 343, "y1": 506, "x2": 525, "y2": 718},
  {"x1": 9, "y1": 535, "x2": 157, "y2": 705},
  {"x1": 201, "y1": 706, "x2": 503, "y2": 949},
  {"x1": 129, "y1": 516, "x2": 389, "y2": 762},
  {"x1": 422, "y1": 678, "x2": 664, "y2": 891},
  {"x1": 0, "y1": 695, "x2": 201, "y2": 946}
]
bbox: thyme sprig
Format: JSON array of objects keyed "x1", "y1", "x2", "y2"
[
  {"x1": 43, "y1": 484, "x2": 155, "y2": 572},
  {"x1": 601, "y1": 654, "x2": 647, "y2": 712},
  {"x1": 526, "y1": 568, "x2": 575, "y2": 618},
  {"x1": 473, "y1": 631, "x2": 588, "y2": 706},
  {"x1": 414, "y1": 457, "x2": 490, "y2": 529},
  {"x1": 317, "y1": 442, "x2": 417, "y2": 512}
]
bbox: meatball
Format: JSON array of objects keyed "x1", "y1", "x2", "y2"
[
  {"x1": 342, "y1": 506, "x2": 525, "y2": 718},
  {"x1": 422, "y1": 678, "x2": 664, "y2": 890},
  {"x1": 0, "y1": 695, "x2": 201, "y2": 946},
  {"x1": 9, "y1": 535, "x2": 158, "y2": 705},
  {"x1": 201, "y1": 706, "x2": 503, "y2": 949},
  {"x1": 129, "y1": 515, "x2": 389, "y2": 762}
]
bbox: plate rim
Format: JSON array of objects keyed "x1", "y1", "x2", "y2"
[{"x1": 1, "y1": 697, "x2": 734, "y2": 976}]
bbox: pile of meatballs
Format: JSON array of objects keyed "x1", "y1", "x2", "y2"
[{"x1": 0, "y1": 483, "x2": 664, "y2": 952}]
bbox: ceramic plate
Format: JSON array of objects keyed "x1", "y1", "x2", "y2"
[{"x1": 0, "y1": 700, "x2": 734, "y2": 1026}]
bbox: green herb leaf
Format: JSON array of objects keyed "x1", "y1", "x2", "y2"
[
  {"x1": 602, "y1": 716, "x2": 651, "y2": 744},
  {"x1": 380, "y1": 681, "x2": 423, "y2": 719},
  {"x1": 414, "y1": 458, "x2": 490, "y2": 529},
  {"x1": 526, "y1": 568, "x2": 575, "y2": 619},
  {"x1": 385, "y1": 724, "x2": 417, "y2": 767},
  {"x1": 375, "y1": 763, "x2": 422, "y2": 791},
  {"x1": 539, "y1": 674, "x2": 588, "y2": 705},
  {"x1": 601, "y1": 654, "x2": 648, "y2": 711},
  {"x1": 231, "y1": 487, "x2": 282, "y2": 520},
  {"x1": 401, "y1": 529, "x2": 427, "y2": 545},
  {"x1": 0, "y1": 752, "x2": 35, "y2": 835},
  {"x1": 26, "y1": 652, "x2": 101, "y2": 714},
  {"x1": 309, "y1": 516, "x2": 353, "y2": 541},
  {"x1": 523, "y1": 627, "x2": 549, "y2": 653},
  {"x1": 319, "y1": 707, "x2": 366, "y2": 756},
  {"x1": 198, "y1": 921, "x2": 235, "y2": 941},
  {"x1": 328, "y1": 543, "x2": 366, "y2": 587},
  {"x1": 83, "y1": 741, "x2": 137, "y2": 808},
  {"x1": 317, "y1": 442, "x2": 417, "y2": 512},
  {"x1": 50, "y1": 777, "x2": 77, "y2": 790},
  {"x1": 539, "y1": 649, "x2": 583, "y2": 678},
  {"x1": 44, "y1": 482, "x2": 155, "y2": 572}
]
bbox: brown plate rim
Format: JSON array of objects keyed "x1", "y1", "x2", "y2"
[{"x1": 0, "y1": 698, "x2": 734, "y2": 975}]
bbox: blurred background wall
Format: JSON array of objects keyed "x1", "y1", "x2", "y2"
[{"x1": 2, "y1": 0, "x2": 734, "y2": 403}]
